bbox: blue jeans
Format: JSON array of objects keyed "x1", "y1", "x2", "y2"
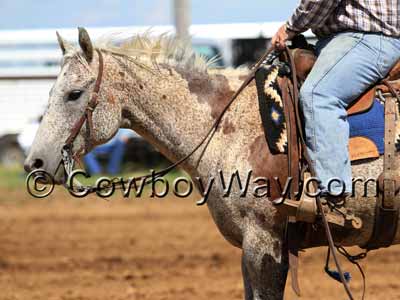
[{"x1": 300, "y1": 32, "x2": 400, "y2": 194}]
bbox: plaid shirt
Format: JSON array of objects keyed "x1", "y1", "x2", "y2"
[{"x1": 287, "y1": 0, "x2": 400, "y2": 38}]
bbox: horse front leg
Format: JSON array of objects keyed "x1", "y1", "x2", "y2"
[
  {"x1": 241, "y1": 228, "x2": 289, "y2": 300},
  {"x1": 242, "y1": 253, "x2": 254, "y2": 300}
]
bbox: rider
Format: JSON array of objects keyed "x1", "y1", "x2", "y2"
[{"x1": 272, "y1": 1, "x2": 400, "y2": 197}]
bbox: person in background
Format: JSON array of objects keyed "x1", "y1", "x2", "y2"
[{"x1": 84, "y1": 128, "x2": 137, "y2": 175}]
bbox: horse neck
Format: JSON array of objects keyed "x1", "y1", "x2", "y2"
[{"x1": 106, "y1": 53, "x2": 238, "y2": 175}]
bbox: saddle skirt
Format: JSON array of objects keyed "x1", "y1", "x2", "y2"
[{"x1": 256, "y1": 63, "x2": 400, "y2": 162}]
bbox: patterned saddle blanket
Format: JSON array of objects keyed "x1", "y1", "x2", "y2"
[{"x1": 256, "y1": 65, "x2": 400, "y2": 162}]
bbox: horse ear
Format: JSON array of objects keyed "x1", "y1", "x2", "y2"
[
  {"x1": 78, "y1": 27, "x2": 94, "y2": 63},
  {"x1": 56, "y1": 31, "x2": 74, "y2": 55}
]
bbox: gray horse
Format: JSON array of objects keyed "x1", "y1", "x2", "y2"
[{"x1": 25, "y1": 28, "x2": 399, "y2": 299}]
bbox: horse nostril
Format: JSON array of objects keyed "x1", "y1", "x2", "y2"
[
  {"x1": 23, "y1": 162, "x2": 32, "y2": 173},
  {"x1": 33, "y1": 159, "x2": 44, "y2": 169},
  {"x1": 23, "y1": 158, "x2": 45, "y2": 173}
]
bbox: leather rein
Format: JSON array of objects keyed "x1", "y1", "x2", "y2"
[
  {"x1": 59, "y1": 46, "x2": 364, "y2": 300},
  {"x1": 61, "y1": 46, "x2": 278, "y2": 192}
]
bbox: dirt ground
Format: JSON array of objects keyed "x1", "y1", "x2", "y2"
[{"x1": 0, "y1": 187, "x2": 400, "y2": 300}]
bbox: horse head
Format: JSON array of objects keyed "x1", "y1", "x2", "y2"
[{"x1": 24, "y1": 28, "x2": 122, "y2": 183}]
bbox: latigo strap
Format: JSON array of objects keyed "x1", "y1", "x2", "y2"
[{"x1": 363, "y1": 80, "x2": 400, "y2": 250}]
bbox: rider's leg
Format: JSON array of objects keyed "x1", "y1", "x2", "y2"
[{"x1": 299, "y1": 32, "x2": 400, "y2": 195}]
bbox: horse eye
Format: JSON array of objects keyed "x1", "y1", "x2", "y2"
[{"x1": 67, "y1": 90, "x2": 83, "y2": 101}]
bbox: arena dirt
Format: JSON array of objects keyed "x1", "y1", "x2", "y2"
[{"x1": 0, "y1": 187, "x2": 399, "y2": 300}]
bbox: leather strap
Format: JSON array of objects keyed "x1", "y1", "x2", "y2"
[
  {"x1": 382, "y1": 90, "x2": 397, "y2": 208},
  {"x1": 286, "y1": 221, "x2": 302, "y2": 296},
  {"x1": 363, "y1": 81, "x2": 399, "y2": 250},
  {"x1": 281, "y1": 77, "x2": 300, "y2": 198},
  {"x1": 64, "y1": 49, "x2": 104, "y2": 151}
]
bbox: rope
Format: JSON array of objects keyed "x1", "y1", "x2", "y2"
[
  {"x1": 325, "y1": 246, "x2": 367, "y2": 300},
  {"x1": 336, "y1": 246, "x2": 367, "y2": 300}
]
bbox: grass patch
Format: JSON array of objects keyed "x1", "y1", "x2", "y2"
[{"x1": 0, "y1": 166, "x2": 25, "y2": 189}]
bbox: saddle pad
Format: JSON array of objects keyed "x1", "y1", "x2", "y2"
[
  {"x1": 255, "y1": 65, "x2": 288, "y2": 154},
  {"x1": 256, "y1": 65, "x2": 400, "y2": 161},
  {"x1": 348, "y1": 99, "x2": 384, "y2": 161}
]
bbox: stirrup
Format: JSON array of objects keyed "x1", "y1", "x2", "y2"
[{"x1": 277, "y1": 173, "x2": 362, "y2": 229}]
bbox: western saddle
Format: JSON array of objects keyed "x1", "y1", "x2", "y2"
[
  {"x1": 255, "y1": 44, "x2": 400, "y2": 297},
  {"x1": 284, "y1": 47, "x2": 400, "y2": 244}
]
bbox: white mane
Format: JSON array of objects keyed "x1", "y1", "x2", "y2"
[{"x1": 95, "y1": 32, "x2": 218, "y2": 72}]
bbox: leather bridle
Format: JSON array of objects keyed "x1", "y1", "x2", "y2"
[
  {"x1": 61, "y1": 49, "x2": 104, "y2": 182},
  {"x1": 63, "y1": 49, "x2": 104, "y2": 155}
]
